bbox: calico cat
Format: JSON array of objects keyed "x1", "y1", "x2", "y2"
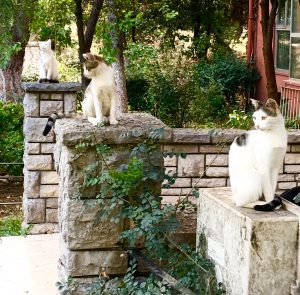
[
  {"x1": 43, "y1": 53, "x2": 118, "y2": 136},
  {"x1": 228, "y1": 98, "x2": 287, "y2": 211},
  {"x1": 38, "y1": 39, "x2": 59, "y2": 83}
]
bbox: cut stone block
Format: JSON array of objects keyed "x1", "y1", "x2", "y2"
[
  {"x1": 40, "y1": 100, "x2": 63, "y2": 116},
  {"x1": 24, "y1": 155, "x2": 52, "y2": 170},
  {"x1": 40, "y1": 184, "x2": 59, "y2": 198},
  {"x1": 23, "y1": 199, "x2": 45, "y2": 223},
  {"x1": 23, "y1": 93, "x2": 39, "y2": 116},
  {"x1": 24, "y1": 117, "x2": 55, "y2": 142},
  {"x1": 197, "y1": 187, "x2": 298, "y2": 295},
  {"x1": 60, "y1": 198, "x2": 124, "y2": 250},
  {"x1": 46, "y1": 208, "x2": 58, "y2": 223},
  {"x1": 64, "y1": 93, "x2": 77, "y2": 114},
  {"x1": 41, "y1": 171, "x2": 60, "y2": 184},
  {"x1": 59, "y1": 242, "x2": 127, "y2": 277},
  {"x1": 41, "y1": 143, "x2": 55, "y2": 154},
  {"x1": 23, "y1": 170, "x2": 40, "y2": 198},
  {"x1": 178, "y1": 154, "x2": 204, "y2": 177},
  {"x1": 25, "y1": 142, "x2": 40, "y2": 154}
]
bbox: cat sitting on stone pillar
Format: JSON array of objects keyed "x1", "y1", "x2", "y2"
[
  {"x1": 229, "y1": 98, "x2": 287, "y2": 211},
  {"x1": 38, "y1": 39, "x2": 59, "y2": 83},
  {"x1": 42, "y1": 53, "x2": 118, "y2": 136}
]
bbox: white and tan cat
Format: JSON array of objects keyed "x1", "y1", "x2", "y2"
[
  {"x1": 43, "y1": 53, "x2": 118, "y2": 136},
  {"x1": 38, "y1": 39, "x2": 59, "y2": 83},
  {"x1": 229, "y1": 98, "x2": 287, "y2": 211},
  {"x1": 82, "y1": 53, "x2": 118, "y2": 126}
]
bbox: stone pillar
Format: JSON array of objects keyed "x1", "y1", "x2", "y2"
[
  {"x1": 197, "y1": 187, "x2": 298, "y2": 295},
  {"x1": 54, "y1": 113, "x2": 171, "y2": 293},
  {"x1": 22, "y1": 82, "x2": 81, "y2": 234}
]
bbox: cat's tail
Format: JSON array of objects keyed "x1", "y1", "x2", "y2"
[
  {"x1": 253, "y1": 196, "x2": 282, "y2": 211},
  {"x1": 43, "y1": 112, "x2": 64, "y2": 136}
]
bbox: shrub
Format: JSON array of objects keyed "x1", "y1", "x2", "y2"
[
  {"x1": 0, "y1": 102, "x2": 24, "y2": 175},
  {"x1": 194, "y1": 54, "x2": 260, "y2": 105},
  {"x1": 126, "y1": 43, "x2": 258, "y2": 128}
]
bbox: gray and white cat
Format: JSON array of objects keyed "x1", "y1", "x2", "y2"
[
  {"x1": 38, "y1": 39, "x2": 59, "y2": 83},
  {"x1": 43, "y1": 53, "x2": 118, "y2": 136},
  {"x1": 229, "y1": 98, "x2": 287, "y2": 210}
]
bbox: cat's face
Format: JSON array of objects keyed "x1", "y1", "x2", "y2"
[
  {"x1": 39, "y1": 39, "x2": 51, "y2": 51},
  {"x1": 251, "y1": 98, "x2": 280, "y2": 130},
  {"x1": 82, "y1": 53, "x2": 107, "y2": 79}
]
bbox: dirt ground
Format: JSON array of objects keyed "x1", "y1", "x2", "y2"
[{"x1": 0, "y1": 178, "x2": 23, "y2": 218}]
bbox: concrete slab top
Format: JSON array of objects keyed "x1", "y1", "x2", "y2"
[{"x1": 200, "y1": 187, "x2": 298, "y2": 222}]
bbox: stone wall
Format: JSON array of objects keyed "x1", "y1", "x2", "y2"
[
  {"x1": 22, "y1": 83, "x2": 81, "y2": 234},
  {"x1": 162, "y1": 129, "x2": 300, "y2": 202},
  {"x1": 22, "y1": 83, "x2": 300, "y2": 234}
]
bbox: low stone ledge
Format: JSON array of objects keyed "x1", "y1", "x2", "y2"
[
  {"x1": 55, "y1": 113, "x2": 172, "y2": 146},
  {"x1": 173, "y1": 128, "x2": 210, "y2": 143},
  {"x1": 21, "y1": 82, "x2": 82, "y2": 92}
]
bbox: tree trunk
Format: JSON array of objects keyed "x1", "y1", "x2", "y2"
[
  {"x1": 0, "y1": 48, "x2": 26, "y2": 102},
  {"x1": 108, "y1": 0, "x2": 128, "y2": 115},
  {"x1": 0, "y1": 1, "x2": 31, "y2": 102},
  {"x1": 260, "y1": 0, "x2": 280, "y2": 103},
  {"x1": 74, "y1": 0, "x2": 104, "y2": 88}
]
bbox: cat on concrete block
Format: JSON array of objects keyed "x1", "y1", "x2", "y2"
[
  {"x1": 38, "y1": 39, "x2": 59, "y2": 83},
  {"x1": 228, "y1": 98, "x2": 287, "y2": 211},
  {"x1": 42, "y1": 53, "x2": 118, "y2": 136}
]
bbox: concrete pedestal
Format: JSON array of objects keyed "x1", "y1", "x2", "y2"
[{"x1": 197, "y1": 187, "x2": 298, "y2": 295}]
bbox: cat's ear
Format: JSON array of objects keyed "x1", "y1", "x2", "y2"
[
  {"x1": 82, "y1": 53, "x2": 93, "y2": 61},
  {"x1": 250, "y1": 99, "x2": 263, "y2": 110},
  {"x1": 265, "y1": 98, "x2": 279, "y2": 110}
]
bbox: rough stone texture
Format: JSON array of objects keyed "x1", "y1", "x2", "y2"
[
  {"x1": 46, "y1": 208, "x2": 58, "y2": 223},
  {"x1": 41, "y1": 143, "x2": 55, "y2": 154},
  {"x1": 192, "y1": 178, "x2": 227, "y2": 188},
  {"x1": 23, "y1": 93, "x2": 39, "y2": 117},
  {"x1": 26, "y1": 223, "x2": 59, "y2": 234},
  {"x1": 55, "y1": 113, "x2": 172, "y2": 147},
  {"x1": 21, "y1": 82, "x2": 82, "y2": 92},
  {"x1": 64, "y1": 93, "x2": 77, "y2": 114},
  {"x1": 60, "y1": 198, "x2": 124, "y2": 250},
  {"x1": 172, "y1": 128, "x2": 210, "y2": 143},
  {"x1": 205, "y1": 167, "x2": 229, "y2": 177},
  {"x1": 41, "y1": 171, "x2": 60, "y2": 184},
  {"x1": 25, "y1": 142, "x2": 40, "y2": 154},
  {"x1": 206, "y1": 154, "x2": 228, "y2": 166},
  {"x1": 23, "y1": 170, "x2": 40, "y2": 198},
  {"x1": 285, "y1": 153, "x2": 300, "y2": 164},
  {"x1": 178, "y1": 154, "x2": 205, "y2": 177},
  {"x1": 164, "y1": 144, "x2": 198, "y2": 153},
  {"x1": 46, "y1": 198, "x2": 58, "y2": 208},
  {"x1": 24, "y1": 155, "x2": 52, "y2": 170},
  {"x1": 59, "y1": 242, "x2": 127, "y2": 276},
  {"x1": 54, "y1": 113, "x2": 168, "y2": 293},
  {"x1": 24, "y1": 117, "x2": 55, "y2": 142},
  {"x1": 40, "y1": 184, "x2": 59, "y2": 198},
  {"x1": 40, "y1": 100, "x2": 63, "y2": 116},
  {"x1": 197, "y1": 187, "x2": 298, "y2": 295},
  {"x1": 23, "y1": 199, "x2": 46, "y2": 223},
  {"x1": 22, "y1": 83, "x2": 79, "y2": 234}
]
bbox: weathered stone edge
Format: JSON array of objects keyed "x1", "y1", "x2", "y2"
[{"x1": 21, "y1": 82, "x2": 82, "y2": 92}]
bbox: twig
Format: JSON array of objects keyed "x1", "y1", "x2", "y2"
[{"x1": 129, "y1": 249, "x2": 198, "y2": 295}]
